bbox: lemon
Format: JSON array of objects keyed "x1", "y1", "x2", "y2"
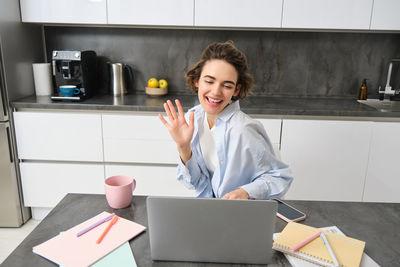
[{"x1": 147, "y1": 78, "x2": 159, "y2": 88}]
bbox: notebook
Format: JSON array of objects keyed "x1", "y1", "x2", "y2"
[
  {"x1": 147, "y1": 196, "x2": 277, "y2": 264},
  {"x1": 61, "y1": 242, "x2": 137, "y2": 267},
  {"x1": 273, "y1": 226, "x2": 379, "y2": 267},
  {"x1": 272, "y1": 222, "x2": 365, "y2": 267},
  {"x1": 91, "y1": 242, "x2": 137, "y2": 267},
  {"x1": 33, "y1": 212, "x2": 146, "y2": 267}
]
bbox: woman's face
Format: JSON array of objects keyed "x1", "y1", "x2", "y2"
[{"x1": 195, "y1": 59, "x2": 239, "y2": 118}]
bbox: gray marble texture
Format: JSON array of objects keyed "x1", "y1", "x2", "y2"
[{"x1": 44, "y1": 27, "x2": 400, "y2": 99}]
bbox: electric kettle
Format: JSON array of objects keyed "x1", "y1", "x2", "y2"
[{"x1": 109, "y1": 63, "x2": 133, "y2": 96}]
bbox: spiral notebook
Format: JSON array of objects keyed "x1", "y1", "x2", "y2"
[{"x1": 272, "y1": 222, "x2": 365, "y2": 267}]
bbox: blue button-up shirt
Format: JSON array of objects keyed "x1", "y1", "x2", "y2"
[{"x1": 177, "y1": 100, "x2": 293, "y2": 200}]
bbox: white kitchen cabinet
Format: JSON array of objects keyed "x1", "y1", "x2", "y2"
[
  {"x1": 102, "y1": 114, "x2": 178, "y2": 164},
  {"x1": 20, "y1": 0, "x2": 107, "y2": 24},
  {"x1": 255, "y1": 118, "x2": 281, "y2": 144},
  {"x1": 282, "y1": 0, "x2": 373, "y2": 30},
  {"x1": 107, "y1": 0, "x2": 194, "y2": 26},
  {"x1": 370, "y1": 0, "x2": 400, "y2": 30},
  {"x1": 13, "y1": 112, "x2": 103, "y2": 161},
  {"x1": 19, "y1": 162, "x2": 104, "y2": 207},
  {"x1": 363, "y1": 122, "x2": 400, "y2": 203},
  {"x1": 105, "y1": 164, "x2": 193, "y2": 197},
  {"x1": 255, "y1": 118, "x2": 282, "y2": 158},
  {"x1": 195, "y1": 0, "x2": 283, "y2": 28},
  {"x1": 280, "y1": 119, "x2": 372, "y2": 201},
  {"x1": 102, "y1": 115, "x2": 282, "y2": 164}
]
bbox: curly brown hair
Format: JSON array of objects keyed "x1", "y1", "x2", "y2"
[{"x1": 185, "y1": 41, "x2": 254, "y2": 101}]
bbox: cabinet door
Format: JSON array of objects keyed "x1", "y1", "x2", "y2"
[
  {"x1": 363, "y1": 122, "x2": 400, "y2": 202},
  {"x1": 255, "y1": 118, "x2": 282, "y2": 158},
  {"x1": 280, "y1": 119, "x2": 372, "y2": 201},
  {"x1": 19, "y1": 162, "x2": 104, "y2": 207},
  {"x1": 108, "y1": 0, "x2": 194, "y2": 26},
  {"x1": 282, "y1": 0, "x2": 373, "y2": 30},
  {"x1": 195, "y1": 0, "x2": 283, "y2": 28},
  {"x1": 370, "y1": 0, "x2": 400, "y2": 30},
  {"x1": 13, "y1": 112, "x2": 103, "y2": 161},
  {"x1": 20, "y1": 0, "x2": 107, "y2": 24},
  {"x1": 105, "y1": 164, "x2": 193, "y2": 197},
  {"x1": 102, "y1": 114, "x2": 177, "y2": 164}
]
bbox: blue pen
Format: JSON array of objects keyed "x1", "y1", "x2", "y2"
[{"x1": 76, "y1": 213, "x2": 115, "y2": 237}]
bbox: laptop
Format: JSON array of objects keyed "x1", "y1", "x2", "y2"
[{"x1": 146, "y1": 196, "x2": 277, "y2": 264}]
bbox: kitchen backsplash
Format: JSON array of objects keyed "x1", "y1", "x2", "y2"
[{"x1": 44, "y1": 27, "x2": 400, "y2": 99}]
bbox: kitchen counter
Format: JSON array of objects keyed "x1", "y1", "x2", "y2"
[
  {"x1": 10, "y1": 93, "x2": 400, "y2": 119},
  {"x1": 3, "y1": 194, "x2": 400, "y2": 266}
]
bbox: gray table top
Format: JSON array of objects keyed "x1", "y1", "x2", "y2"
[
  {"x1": 3, "y1": 194, "x2": 400, "y2": 266},
  {"x1": 11, "y1": 94, "x2": 400, "y2": 118}
]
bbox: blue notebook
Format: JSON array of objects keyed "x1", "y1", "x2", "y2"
[
  {"x1": 92, "y1": 242, "x2": 137, "y2": 267},
  {"x1": 60, "y1": 242, "x2": 137, "y2": 267}
]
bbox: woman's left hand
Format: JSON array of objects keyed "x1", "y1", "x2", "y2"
[{"x1": 222, "y1": 188, "x2": 250, "y2": 199}]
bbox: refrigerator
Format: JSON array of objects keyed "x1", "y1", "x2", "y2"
[{"x1": 0, "y1": 0, "x2": 44, "y2": 227}]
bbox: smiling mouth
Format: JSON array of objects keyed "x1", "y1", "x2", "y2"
[{"x1": 206, "y1": 96, "x2": 222, "y2": 104}]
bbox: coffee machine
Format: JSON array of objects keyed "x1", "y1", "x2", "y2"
[{"x1": 51, "y1": 50, "x2": 97, "y2": 100}]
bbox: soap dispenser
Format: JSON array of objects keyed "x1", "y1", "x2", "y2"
[{"x1": 358, "y1": 79, "x2": 368, "y2": 100}]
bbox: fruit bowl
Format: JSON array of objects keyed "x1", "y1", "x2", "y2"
[{"x1": 145, "y1": 87, "x2": 168, "y2": 96}]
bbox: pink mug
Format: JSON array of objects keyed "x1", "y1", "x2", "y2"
[{"x1": 105, "y1": 175, "x2": 136, "y2": 209}]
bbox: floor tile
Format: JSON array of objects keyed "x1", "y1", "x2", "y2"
[{"x1": 0, "y1": 219, "x2": 40, "y2": 264}]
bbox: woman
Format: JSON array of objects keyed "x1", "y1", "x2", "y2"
[{"x1": 159, "y1": 41, "x2": 292, "y2": 200}]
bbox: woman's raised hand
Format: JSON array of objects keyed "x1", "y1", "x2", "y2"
[{"x1": 159, "y1": 99, "x2": 194, "y2": 163}]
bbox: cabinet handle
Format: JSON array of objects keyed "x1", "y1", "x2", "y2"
[
  {"x1": 0, "y1": 51, "x2": 8, "y2": 118},
  {"x1": 6, "y1": 126, "x2": 13, "y2": 163}
]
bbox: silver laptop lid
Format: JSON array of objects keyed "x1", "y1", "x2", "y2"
[{"x1": 147, "y1": 196, "x2": 277, "y2": 264}]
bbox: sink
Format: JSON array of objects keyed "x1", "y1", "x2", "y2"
[{"x1": 358, "y1": 99, "x2": 400, "y2": 112}]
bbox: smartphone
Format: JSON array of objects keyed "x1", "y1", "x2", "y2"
[{"x1": 272, "y1": 198, "x2": 306, "y2": 222}]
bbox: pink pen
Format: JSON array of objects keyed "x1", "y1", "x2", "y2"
[{"x1": 290, "y1": 231, "x2": 322, "y2": 252}]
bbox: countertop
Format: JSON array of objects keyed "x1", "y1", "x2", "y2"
[
  {"x1": 11, "y1": 93, "x2": 400, "y2": 119},
  {"x1": 3, "y1": 194, "x2": 400, "y2": 266}
]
